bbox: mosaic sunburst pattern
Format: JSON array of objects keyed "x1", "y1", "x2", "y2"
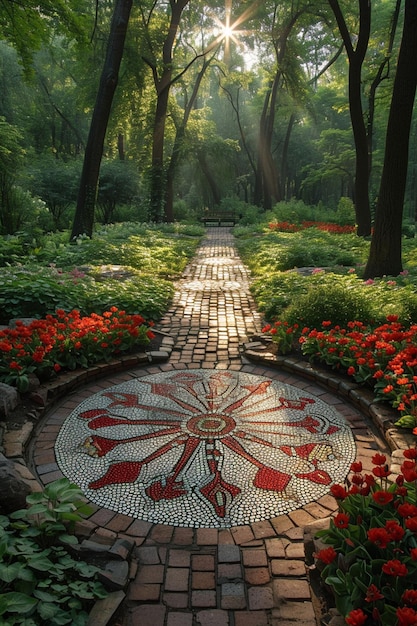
[{"x1": 55, "y1": 370, "x2": 356, "y2": 528}]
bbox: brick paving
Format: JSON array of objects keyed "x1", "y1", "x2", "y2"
[{"x1": 28, "y1": 227, "x2": 393, "y2": 625}]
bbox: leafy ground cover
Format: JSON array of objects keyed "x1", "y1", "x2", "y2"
[
  {"x1": 0, "y1": 478, "x2": 107, "y2": 625},
  {"x1": 0, "y1": 223, "x2": 203, "y2": 324},
  {"x1": 235, "y1": 225, "x2": 417, "y2": 326}
]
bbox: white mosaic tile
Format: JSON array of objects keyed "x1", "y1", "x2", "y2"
[{"x1": 55, "y1": 369, "x2": 356, "y2": 528}]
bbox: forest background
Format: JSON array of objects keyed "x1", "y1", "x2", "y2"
[{"x1": 0, "y1": 0, "x2": 417, "y2": 278}]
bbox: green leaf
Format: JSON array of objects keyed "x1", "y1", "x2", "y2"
[
  {"x1": 58, "y1": 534, "x2": 78, "y2": 545},
  {"x1": 0, "y1": 562, "x2": 23, "y2": 583},
  {"x1": 26, "y1": 504, "x2": 49, "y2": 516},
  {"x1": 395, "y1": 414, "x2": 416, "y2": 429},
  {"x1": 0, "y1": 592, "x2": 37, "y2": 614},
  {"x1": 27, "y1": 556, "x2": 54, "y2": 572},
  {"x1": 33, "y1": 589, "x2": 58, "y2": 602},
  {"x1": 38, "y1": 602, "x2": 61, "y2": 620}
]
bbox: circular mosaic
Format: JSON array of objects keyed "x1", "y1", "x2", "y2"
[{"x1": 55, "y1": 370, "x2": 356, "y2": 528}]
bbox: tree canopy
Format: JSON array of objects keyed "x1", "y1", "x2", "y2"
[{"x1": 0, "y1": 0, "x2": 416, "y2": 276}]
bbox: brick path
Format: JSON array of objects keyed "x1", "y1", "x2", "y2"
[{"x1": 30, "y1": 227, "x2": 391, "y2": 626}]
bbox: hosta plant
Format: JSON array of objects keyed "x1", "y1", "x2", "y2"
[{"x1": 0, "y1": 478, "x2": 107, "y2": 625}]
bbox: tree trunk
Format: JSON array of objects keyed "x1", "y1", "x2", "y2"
[
  {"x1": 148, "y1": 0, "x2": 190, "y2": 222},
  {"x1": 197, "y1": 151, "x2": 221, "y2": 206},
  {"x1": 70, "y1": 0, "x2": 132, "y2": 240},
  {"x1": 364, "y1": 0, "x2": 417, "y2": 278},
  {"x1": 328, "y1": 0, "x2": 371, "y2": 236},
  {"x1": 165, "y1": 57, "x2": 212, "y2": 222},
  {"x1": 366, "y1": 0, "x2": 401, "y2": 188}
]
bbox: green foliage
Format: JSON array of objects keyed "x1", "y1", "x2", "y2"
[
  {"x1": 0, "y1": 478, "x2": 107, "y2": 625},
  {"x1": 236, "y1": 228, "x2": 368, "y2": 273},
  {"x1": 0, "y1": 265, "x2": 172, "y2": 324},
  {"x1": 26, "y1": 157, "x2": 80, "y2": 231},
  {"x1": 266, "y1": 198, "x2": 350, "y2": 225},
  {"x1": 283, "y1": 280, "x2": 377, "y2": 329},
  {"x1": 96, "y1": 160, "x2": 139, "y2": 225},
  {"x1": 236, "y1": 226, "x2": 417, "y2": 329},
  {"x1": 0, "y1": 223, "x2": 202, "y2": 323}
]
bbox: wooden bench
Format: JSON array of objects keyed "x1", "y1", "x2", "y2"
[{"x1": 201, "y1": 211, "x2": 239, "y2": 226}]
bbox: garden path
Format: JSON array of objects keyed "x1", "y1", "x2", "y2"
[{"x1": 30, "y1": 227, "x2": 390, "y2": 626}]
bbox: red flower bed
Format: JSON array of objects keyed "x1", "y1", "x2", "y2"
[
  {"x1": 300, "y1": 316, "x2": 417, "y2": 429},
  {"x1": 0, "y1": 307, "x2": 154, "y2": 392},
  {"x1": 268, "y1": 221, "x2": 356, "y2": 234}
]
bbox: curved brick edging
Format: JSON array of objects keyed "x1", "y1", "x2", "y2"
[{"x1": 1, "y1": 331, "x2": 174, "y2": 488}]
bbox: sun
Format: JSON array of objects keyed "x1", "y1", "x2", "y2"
[{"x1": 210, "y1": 0, "x2": 259, "y2": 66}]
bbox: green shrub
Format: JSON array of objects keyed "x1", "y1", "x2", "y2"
[
  {"x1": 283, "y1": 281, "x2": 377, "y2": 328},
  {"x1": 236, "y1": 229, "x2": 369, "y2": 274}
]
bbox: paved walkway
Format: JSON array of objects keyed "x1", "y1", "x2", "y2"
[{"x1": 30, "y1": 228, "x2": 389, "y2": 626}]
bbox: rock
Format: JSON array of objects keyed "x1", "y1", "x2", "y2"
[
  {"x1": 0, "y1": 383, "x2": 19, "y2": 418},
  {"x1": 98, "y1": 560, "x2": 130, "y2": 591},
  {"x1": 0, "y1": 453, "x2": 31, "y2": 513},
  {"x1": 87, "y1": 590, "x2": 125, "y2": 626},
  {"x1": 8, "y1": 318, "x2": 38, "y2": 328}
]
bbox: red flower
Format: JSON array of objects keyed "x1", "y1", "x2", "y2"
[
  {"x1": 367, "y1": 527, "x2": 391, "y2": 549},
  {"x1": 385, "y1": 520, "x2": 405, "y2": 541},
  {"x1": 350, "y1": 461, "x2": 363, "y2": 473},
  {"x1": 372, "y1": 465, "x2": 391, "y2": 478},
  {"x1": 404, "y1": 449, "x2": 417, "y2": 460},
  {"x1": 372, "y1": 491, "x2": 393, "y2": 505},
  {"x1": 405, "y1": 517, "x2": 417, "y2": 533},
  {"x1": 398, "y1": 503, "x2": 417, "y2": 518},
  {"x1": 382, "y1": 559, "x2": 408, "y2": 577},
  {"x1": 330, "y1": 484, "x2": 348, "y2": 500},
  {"x1": 345, "y1": 608, "x2": 367, "y2": 626},
  {"x1": 372, "y1": 453, "x2": 387, "y2": 466},
  {"x1": 410, "y1": 548, "x2": 417, "y2": 561},
  {"x1": 315, "y1": 546, "x2": 337, "y2": 565},
  {"x1": 396, "y1": 606, "x2": 417, "y2": 626},
  {"x1": 402, "y1": 590, "x2": 417, "y2": 606},
  {"x1": 365, "y1": 583, "x2": 384, "y2": 603},
  {"x1": 334, "y1": 513, "x2": 350, "y2": 529}
]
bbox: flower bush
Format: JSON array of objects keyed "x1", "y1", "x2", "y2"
[
  {"x1": 261, "y1": 320, "x2": 299, "y2": 354},
  {"x1": 315, "y1": 451, "x2": 417, "y2": 626},
  {"x1": 268, "y1": 220, "x2": 356, "y2": 234},
  {"x1": 299, "y1": 317, "x2": 417, "y2": 429},
  {"x1": 0, "y1": 307, "x2": 155, "y2": 392}
]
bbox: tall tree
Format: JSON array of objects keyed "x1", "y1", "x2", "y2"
[
  {"x1": 253, "y1": 3, "x2": 303, "y2": 210},
  {"x1": 71, "y1": 0, "x2": 133, "y2": 240},
  {"x1": 143, "y1": 0, "x2": 190, "y2": 222},
  {"x1": 328, "y1": 0, "x2": 371, "y2": 236},
  {"x1": 364, "y1": 0, "x2": 417, "y2": 278},
  {"x1": 165, "y1": 54, "x2": 214, "y2": 221}
]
